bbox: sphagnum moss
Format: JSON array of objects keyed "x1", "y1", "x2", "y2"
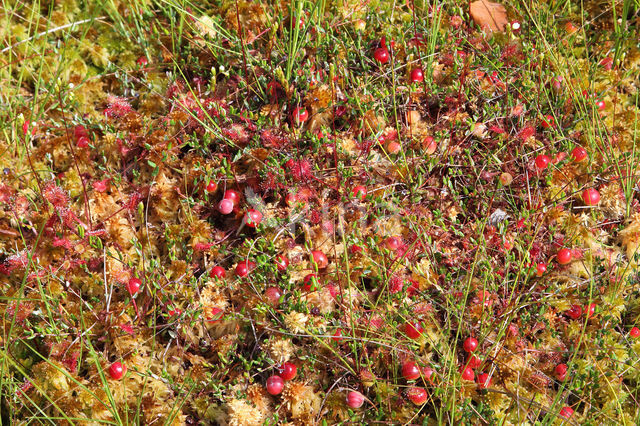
[{"x1": 1, "y1": 0, "x2": 640, "y2": 424}]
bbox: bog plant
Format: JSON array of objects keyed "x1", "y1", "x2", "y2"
[{"x1": 1, "y1": 0, "x2": 640, "y2": 425}]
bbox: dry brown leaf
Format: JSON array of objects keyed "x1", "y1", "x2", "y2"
[{"x1": 470, "y1": 0, "x2": 508, "y2": 32}]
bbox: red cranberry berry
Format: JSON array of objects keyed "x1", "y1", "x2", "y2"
[
  {"x1": 236, "y1": 260, "x2": 255, "y2": 277},
  {"x1": 584, "y1": 302, "x2": 596, "y2": 319},
  {"x1": 266, "y1": 375, "x2": 285, "y2": 395},
  {"x1": 275, "y1": 254, "x2": 289, "y2": 271},
  {"x1": 303, "y1": 273, "x2": 319, "y2": 291},
  {"x1": 208, "y1": 307, "x2": 223, "y2": 323},
  {"x1": 218, "y1": 199, "x2": 234, "y2": 215},
  {"x1": 292, "y1": 107, "x2": 309, "y2": 123},
  {"x1": 541, "y1": 115, "x2": 555, "y2": 128},
  {"x1": 476, "y1": 373, "x2": 491, "y2": 389},
  {"x1": 311, "y1": 250, "x2": 328, "y2": 269},
  {"x1": 559, "y1": 406, "x2": 574, "y2": 419},
  {"x1": 346, "y1": 390, "x2": 365, "y2": 408},
  {"x1": 373, "y1": 47, "x2": 390, "y2": 64},
  {"x1": 243, "y1": 209, "x2": 263, "y2": 227},
  {"x1": 223, "y1": 189, "x2": 241, "y2": 203},
  {"x1": 127, "y1": 277, "x2": 141, "y2": 295},
  {"x1": 566, "y1": 304, "x2": 582, "y2": 320},
  {"x1": 557, "y1": 248, "x2": 572, "y2": 265},
  {"x1": 210, "y1": 266, "x2": 226, "y2": 279},
  {"x1": 571, "y1": 146, "x2": 588, "y2": 162},
  {"x1": 410, "y1": 68, "x2": 424, "y2": 83},
  {"x1": 463, "y1": 337, "x2": 478, "y2": 353},
  {"x1": 385, "y1": 236, "x2": 402, "y2": 251},
  {"x1": 460, "y1": 366, "x2": 474, "y2": 381},
  {"x1": 582, "y1": 188, "x2": 600, "y2": 206},
  {"x1": 401, "y1": 361, "x2": 421, "y2": 380},
  {"x1": 352, "y1": 185, "x2": 367, "y2": 201},
  {"x1": 77, "y1": 136, "x2": 90, "y2": 148},
  {"x1": 206, "y1": 180, "x2": 217, "y2": 193},
  {"x1": 467, "y1": 355, "x2": 482, "y2": 369},
  {"x1": 406, "y1": 387, "x2": 428, "y2": 405},
  {"x1": 264, "y1": 287, "x2": 283, "y2": 305},
  {"x1": 535, "y1": 154, "x2": 551, "y2": 170},
  {"x1": 404, "y1": 321, "x2": 424, "y2": 339},
  {"x1": 278, "y1": 362, "x2": 297, "y2": 381},
  {"x1": 555, "y1": 363, "x2": 568, "y2": 381},
  {"x1": 108, "y1": 362, "x2": 126, "y2": 380}
]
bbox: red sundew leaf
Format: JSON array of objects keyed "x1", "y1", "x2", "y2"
[
  {"x1": 600, "y1": 56, "x2": 613, "y2": 70},
  {"x1": 43, "y1": 182, "x2": 69, "y2": 208},
  {"x1": 408, "y1": 33, "x2": 426, "y2": 47},
  {"x1": 366, "y1": 315, "x2": 384, "y2": 330},
  {"x1": 552, "y1": 235, "x2": 565, "y2": 248},
  {"x1": 115, "y1": 138, "x2": 131, "y2": 156},
  {"x1": 166, "y1": 81, "x2": 185, "y2": 99},
  {"x1": 27, "y1": 270, "x2": 47, "y2": 282},
  {"x1": 260, "y1": 172, "x2": 283, "y2": 193},
  {"x1": 222, "y1": 124, "x2": 250, "y2": 145},
  {"x1": 60, "y1": 208, "x2": 81, "y2": 228},
  {"x1": 517, "y1": 126, "x2": 536, "y2": 140},
  {"x1": 69, "y1": 259, "x2": 86, "y2": 269},
  {"x1": 284, "y1": 159, "x2": 313, "y2": 182},
  {"x1": 389, "y1": 274, "x2": 404, "y2": 294},
  {"x1": 239, "y1": 114, "x2": 257, "y2": 132},
  {"x1": 87, "y1": 257, "x2": 103, "y2": 272},
  {"x1": 62, "y1": 352, "x2": 79, "y2": 373},
  {"x1": 0, "y1": 184, "x2": 13, "y2": 203},
  {"x1": 6, "y1": 301, "x2": 34, "y2": 323},
  {"x1": 412, "y1": 303, "x2": 434, "y2": 315},
  {"x1": 17, "y1": 380, "x2": 33, "y2": 397},
  {"x1": 93, "y1": 179, "x2": 110, "y2": 193},
  {"x1": 5, "y1": 250, "x2": 29, "y2": 273},
  {"x1": 406, "y1": 279, "x2": 420, "y2": 297},
  {"x1": 489, "y1": 125, "x2": 505, "y2": 133},
  {"x1": 529, "y1": 242, "x2": 542, "y2": 260},
  {"x1": 501, "y1": 43, "x2": 521, "y2": 63},
  {"x1": 261, "y1": 129, "x2": 288, "y2": 148},
  {"x1": 120, "y1": 323, "x2": 135, "y2": 335},
  {"x1": 194, "y1": 242, "x2": 215, "y2": 251},
  {"x1": 52, "y1": 237, "x2": 73, "y2": 250},
  {"x1": 571, "y1": 248, "x2": 583, "y2": 259},
  {"x1": 382, "y1": 128, "x2": 398, "y2": 141},
  {"x1": 553, "y1": 152, "x2": 568, "y2": 163},
  {"x1": 86, "y1": 228, "x2": 107, "y2": 237},
  {"x1": 511, "y1": 104, "x2": 525, "y2": 117},
  {"x1": 104, "y1": 95, "x2": 133, "y2": 118},
  {"x1": 192, "y1": 76, "x2": 206, "y2": 93},
  {"x1": 124, "y1": 192, "x2": 145, "y2": 210},
  {"x1": 308, "y1": 209, "x2": 322, "y2": 224},
  {"x1": 23, "y1": 120, "x2": 37, "y2": 136},
  {"x1": 358, "y1": 139, "x2": 375, "y2": 154}
]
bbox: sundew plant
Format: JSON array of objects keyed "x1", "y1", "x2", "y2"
[{"x1": 1, "y1": 0, "x2": 640, "y2": 424}]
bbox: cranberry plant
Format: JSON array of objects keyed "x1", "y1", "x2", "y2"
[{"x1": 1, "y1": 0, "x2": 640, "y2": 425}]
